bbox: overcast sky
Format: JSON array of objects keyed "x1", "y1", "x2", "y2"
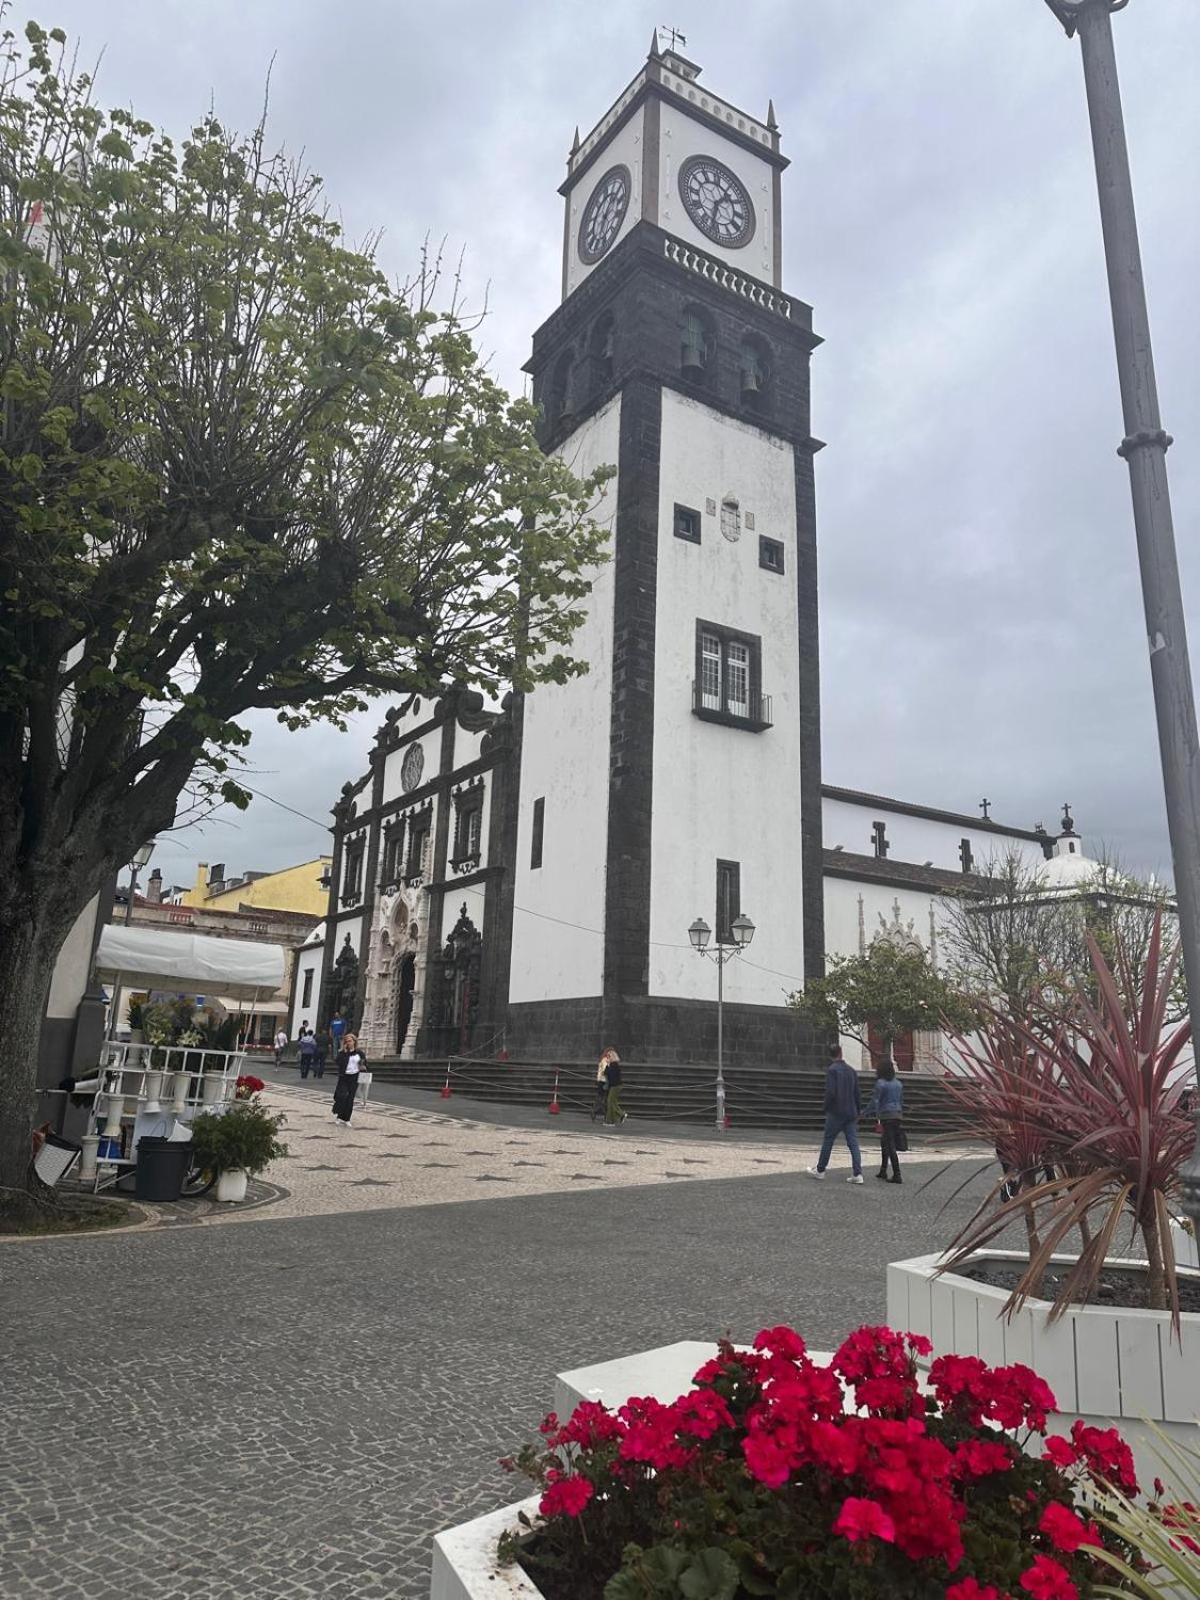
[{"x1": 33, "y1": 0, "x2": 1199, "y2": 887}]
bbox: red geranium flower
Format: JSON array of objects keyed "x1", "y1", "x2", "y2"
[
  {"x1": 954, "y1": 1439, "x2": 1015, "y2": 1480},
  {"x1": 1070, "y1": 1421, "x2": 1138, "y2": 1496},
  {"x1": 946, "y1": 1581, "x2": 1010, "y2": 1600},
  {"x1": 833, "y1": 1496, "x2": 897, "y2": 1545},
  {"x1": 1019, "y1": 1555, "x2": 1079, "y2": 1600},
  {"x1": 753, "y1": 1325, "x2": 807, "y2": 1360},
  {"x1": 1039, "y1": 1501, "x2": 1101, "y2": 1553},
  {"x1": 539, "y1": 1474, "x2": 593, "y2": 1519},
  {"x1": 1043, "y1": 1435, "x2": 1078, "y2": 1470}
]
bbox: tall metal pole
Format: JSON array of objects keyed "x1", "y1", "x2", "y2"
[
  {"x1": 1048, "y1": 0, "x2": 1200, "y2": 1218},
  {"x1": 123, "y1": 865, "x2": 139, "y2": 925},
  {"x1": 716, "y1": 950, "x2": 726, "y2": 1132}
]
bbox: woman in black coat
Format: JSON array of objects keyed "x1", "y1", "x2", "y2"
[{"x1": 332, "y1": 1032, "x2": 366, "y2": 1123}]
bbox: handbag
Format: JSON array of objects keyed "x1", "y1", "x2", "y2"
[{"x1": 894, "y1": 1123, "x2": 909, "y2": 1152}]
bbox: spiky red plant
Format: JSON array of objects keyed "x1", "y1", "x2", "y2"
[{"x1": 943, "y1": 913, "x2": 1194, "y2": 1325}]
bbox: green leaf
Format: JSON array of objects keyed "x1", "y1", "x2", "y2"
[{"x1": 678, "y1": 1549, "x2": 739, "y2": 1600}]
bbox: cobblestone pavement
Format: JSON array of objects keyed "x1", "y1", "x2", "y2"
[
  {"x1": 4, "y1": 1093, "x2": 996, "y2": 1599},
  {"x1": 76, "y1": 1077, "x2": 981, "y2": 1233}
]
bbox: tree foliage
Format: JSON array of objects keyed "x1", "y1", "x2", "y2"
[
  {"x1": 0, "y1": 21, "x2": 610, "y2": 1206},
  {"x1": 939, "y1": 848, "x2": 1184, "y2": 1025},
  {"x1": 789, "y1": 940, "x2": 978, "y2": 1055}
]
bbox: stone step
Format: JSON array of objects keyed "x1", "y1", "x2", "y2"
[{"x1": 364, "y1": 1059, "x2": 969, "y2": 1134}]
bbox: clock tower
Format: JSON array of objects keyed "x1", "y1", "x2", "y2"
[{"x1": 504, "y1": 35, "x2": 826, "y2": 1066}]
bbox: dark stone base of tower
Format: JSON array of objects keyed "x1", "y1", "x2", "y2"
[{"x1": 505, "y1": 995, "x2": 827, "y2": 1070}]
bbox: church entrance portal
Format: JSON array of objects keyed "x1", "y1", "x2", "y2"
[{"x1": 396, "y1": 952, "x2": 416, "y2": 1055}]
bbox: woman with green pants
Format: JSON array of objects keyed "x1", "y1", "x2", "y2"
[{"x1": 601, "y1": 1047, "x2": 626, "y2": 1126}]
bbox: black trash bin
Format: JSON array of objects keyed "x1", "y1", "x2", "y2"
[{"x1": 134, "y1": 1138, "x2": 192, "y2": 1202}]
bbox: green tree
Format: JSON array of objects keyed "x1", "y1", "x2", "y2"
[
  {"x1": 789, "y1": 941, "x2": 978, "y2": 1059},
  {"x1": 0, "y1": 24, "x2": 610, "y2": 1214}
]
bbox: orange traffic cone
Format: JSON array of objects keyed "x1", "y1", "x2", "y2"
[{"x1": 548, "y1": 1066, "x2": 561, "y2": 1115}]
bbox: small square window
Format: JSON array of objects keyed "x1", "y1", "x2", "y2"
[
  {"x1": 674, "y1": 503, "x2": 701, "y2": 544},
  {"x1": 759, "y1": 537, "x2": 785, "y2": 574}
]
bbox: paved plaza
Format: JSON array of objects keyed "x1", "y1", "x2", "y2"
[{"x1": 4, "y1": 1083, "x2": 992, "y2": 1599}]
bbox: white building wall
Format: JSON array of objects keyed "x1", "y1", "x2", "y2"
[
  {"x1": 657, "y1": 101, "x2": 776, "y2": 286},
  {"x1": 823, "y1": 878, "x2": 943, "y2": 967},
  {"x1": 510, "y1": 396, "x2": 621, "y2": 1004},
  {"x1": 649, "y1": 388, "x2": 804, "y2": 1005},
  {"x1": 451, "y1": 724, "x2": 487, "y2": 773},
  {"x1": 564, "y1": 107, "x2": 646, "y2": 299},
  {"x1": 382, "y1": 726, "x2": 443, "y2": 807},
  {"x1": 822, "y1": 797, "x2": 1046, "y2": 876},
  {"x1": 291, "y1": 943, "x2": 324, "y2": 1035}
]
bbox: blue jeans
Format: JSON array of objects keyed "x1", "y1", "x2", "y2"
[{"x1": 817, "y1": 1114, "x2": 862, "y2": 1176}]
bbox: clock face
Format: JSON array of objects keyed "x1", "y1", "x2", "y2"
[
  {"x1": 400, "y1": 744, "x2": 424, "y2": 793},
  {"x1": 578, "y1": 165, "x2": 631, "y2": 265},
  {"x1": 678, "y1": 156, "x2": 756, "y2": 249}
]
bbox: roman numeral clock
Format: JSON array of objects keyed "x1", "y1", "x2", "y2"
[{"x1": 504, "y1": 34, "x2": 827, "y2": 1071}]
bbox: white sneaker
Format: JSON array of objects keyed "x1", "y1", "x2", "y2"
[
  {"x1": 805, "y1": 1167, "x2": 825, "y2": 1179},
  {"x1": 847, "y1": 1174, "x2": 865, "y2": 1184}
]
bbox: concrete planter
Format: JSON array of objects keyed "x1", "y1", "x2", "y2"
[
  {"x1": 888, "y1": 1249, "x2": 1200, "y2": 1490},
  {"x1": 431, "y1": 1341, "x2": 871, "y2": 1599},
  {"x1": 430, "y1": 1498, "x2": 544, "y2": 1600}
]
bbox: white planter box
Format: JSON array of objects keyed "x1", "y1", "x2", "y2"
[
  {"x1": 888, "y1": 1249, "x2": 1200, "y2": 1491},
  {"x1": 431, "y1": 1498, "x2": 544, "y2": 1600},
  {"x1": 432, "y1": 1341, "x2": 869, "y2": 1598}
]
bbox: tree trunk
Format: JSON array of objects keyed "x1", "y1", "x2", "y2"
[
  {"x1": 0, "y1": 910, "x2": 68, "y2": 1223},
  {"x1": 1143, "y1": 1209, "x2": 1167, "y2": 1313}
]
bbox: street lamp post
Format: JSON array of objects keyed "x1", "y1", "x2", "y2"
[
  {"x1": 123, "y1": 841, "x2": 156, "y2": 925},
  {"x1": 1043, "y1": 0, "x2": 1200, "y2": 1229},
  {"x1": 689, "y1": 912, "x2": 756, "y2": 1131}
]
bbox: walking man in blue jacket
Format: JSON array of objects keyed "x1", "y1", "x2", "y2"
[{"x1": 807, "y1": 1046, "x2": 865, "y2": 1183}]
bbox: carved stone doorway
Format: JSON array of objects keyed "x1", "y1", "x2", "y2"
[{"x1": 395, "y1": 952, "x2": 416, "y2": 1055}]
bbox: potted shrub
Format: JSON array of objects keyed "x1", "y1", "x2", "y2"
[
  {"x1": 887, "y1": 915, "x2": 1198, "y2": 1486},
  {"x1": 188, "y1": 1100, "x2": 287, "y2": 1203},
  {"x1": 434, "y1": 1324, "x2": 1146, "y2": 1598}
]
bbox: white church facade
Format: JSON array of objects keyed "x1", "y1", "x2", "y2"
[{"x1": 298, "y1": 39, "x2": 1083, "y2": 1070}]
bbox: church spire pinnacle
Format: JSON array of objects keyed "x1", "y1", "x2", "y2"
[
  {"x1": 767, "y1": 97, "x2": 778, "y2": 130},
  {"x1": 649, "y1": 28, "x2": 661, "y2": 57},
  {"x1": 570, "y1": 125, "x2": 580, "y2": 154}
]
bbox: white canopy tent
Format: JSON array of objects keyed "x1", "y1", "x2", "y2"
[
  {"x1": 94, "y1": 924, "x2": 285, "y2": 1001},
  {"x1": 81, "y1": 926, "x2": 289, "y2": 1190}
]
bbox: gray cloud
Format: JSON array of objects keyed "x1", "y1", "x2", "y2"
[{"x1": 32, "y1": 0, "x2": 1199, "y2": 886}]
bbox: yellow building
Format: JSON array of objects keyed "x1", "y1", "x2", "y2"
[{"x1": 177, "y1": 858, "x2": 331, "y2": 917}]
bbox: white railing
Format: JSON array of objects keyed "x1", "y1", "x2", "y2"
[{"x1": 94, "y1": 1041, "x2": 245, "y2": 1114}]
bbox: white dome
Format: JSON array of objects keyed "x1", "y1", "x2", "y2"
[
  {"x1": 1040, "y1": 851, "x2": 1099, "y2": 891},
  {"x1": 1036, "y1": 832, "x2": 1122, "y2": 894}
]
